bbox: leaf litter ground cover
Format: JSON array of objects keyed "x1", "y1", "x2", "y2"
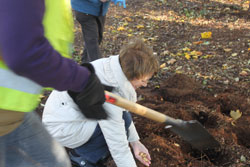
[{"x1": 36, "y1": 0, "x2": 250, "y2": 166}]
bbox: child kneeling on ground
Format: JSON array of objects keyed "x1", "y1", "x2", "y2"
[{"x1": 42, "y1": 38, "x2": 159, "y2": 167}]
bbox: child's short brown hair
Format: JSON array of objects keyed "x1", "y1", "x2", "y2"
[{"x1": 119, "y1": 38, "x2": 159, "y2": 81}]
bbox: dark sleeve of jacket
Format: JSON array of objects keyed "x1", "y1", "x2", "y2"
[{"x1": 0, "y1": 0, "x2": 90, "y2": 92}]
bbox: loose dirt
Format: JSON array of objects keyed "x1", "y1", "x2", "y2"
[
  {"x1": 135, "y1": 74, "x2": 249, "y2": 167},
  {"x1": 106, "y1": 74, "x2": 249, "y2": 167}
]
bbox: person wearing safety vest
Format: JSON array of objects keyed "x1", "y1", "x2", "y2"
[{"x1": 0, "y1": 0, "x2": 108, "y2": 166}]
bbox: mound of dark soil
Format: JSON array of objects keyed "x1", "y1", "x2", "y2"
[{"x1": 131, "y1": 74, "x2": 250, "y2": 167}]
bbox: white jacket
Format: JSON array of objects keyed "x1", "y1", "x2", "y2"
[{"x1": 42, "y1": 55, "x2": 139, "y2": 167}]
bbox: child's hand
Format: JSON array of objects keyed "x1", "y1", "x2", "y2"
[{"x1": 130, "y1": 141, "x2": 151, "y2": 166}]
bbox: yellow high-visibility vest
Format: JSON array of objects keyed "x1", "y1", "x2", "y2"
[{"x1": 0, "y1": 0, "x2": 74, "y2": 112}]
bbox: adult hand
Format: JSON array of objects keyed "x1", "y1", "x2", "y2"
[
  {"x1": 111, "y1": 0, "x2": 126, "y2": 8},
  {"x1": 68, "y1": 63, "x2": 108, "y2": 120},
  {"x1": 130, "y1": 141, "x2": 151, "y2": 166}
]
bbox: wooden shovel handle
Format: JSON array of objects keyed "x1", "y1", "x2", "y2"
[{"x1": 105, "y1": 91, "x2": 168, "y2": 123}]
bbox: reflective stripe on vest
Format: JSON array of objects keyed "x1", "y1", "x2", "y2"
[
  {"x1": 0, "y1": 0, "x2": 74, "y2": 112},
  {"x1": 0, "y1": 68, "x2": 42, "y2": 112}
]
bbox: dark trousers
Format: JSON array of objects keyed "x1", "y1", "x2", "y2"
[
  {"x1": 71, "y1": 112, "x2": 132, "y2": 167},
  {"x1": 75, "y1": 11, "x2": 106, "y2": 63}
]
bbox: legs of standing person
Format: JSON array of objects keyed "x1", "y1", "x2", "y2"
[
  {"x1": 0, "y1": 112, "x2": 71, "y2": 167},
  {"x1": 75, "y1": 11, "x2": 105, "y2": 63},
  {"x1": 96, "y1": 15, "x2": 106, "y2": 47}
]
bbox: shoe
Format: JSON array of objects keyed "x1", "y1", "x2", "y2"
[{"x1": 69, "y1": 152, "x2": 87, "y2": 167}]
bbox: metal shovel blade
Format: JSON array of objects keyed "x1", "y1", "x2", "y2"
[{"x1": 165, "y1": 118, "x2": 220, "y2": 150}]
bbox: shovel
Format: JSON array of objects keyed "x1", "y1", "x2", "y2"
[{"x1": 105, "y1": 91, "x2": 220, "y2": 150}]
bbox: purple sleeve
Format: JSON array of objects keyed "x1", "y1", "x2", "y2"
[{"x1": 0, "y1": 0, "x2": 89, "y2": 92}]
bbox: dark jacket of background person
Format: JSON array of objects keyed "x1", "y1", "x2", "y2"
[{"x1": 71, "y1": 0, "x2": 110, "y2": 16}]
